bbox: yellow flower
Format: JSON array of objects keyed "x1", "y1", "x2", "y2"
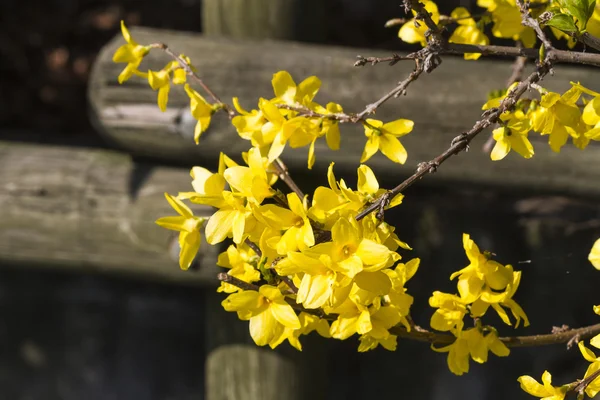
[
  {"x1": 531, "y1": 87, "x2": 582, "y2": 152},
  {"x1": 269, "y1": 312, "x2": 331, "y2": 350},
  {"x1": 259, "y1": 98, "x2": 304, "y2": 162},
  {"x1": 310, "y1": 217, "x2": 399, "y2": 279},
  {"x1": 271, "y1": 70, "x2": 321, "y2": 106},
  {"x1": 590, "y1": 238, "x2": 600, "y2": 269},
  {"x1": 232, "y1": 98, "x2": 268, "y2": 144},
  {"x1": 448, "y1": 7, "x2": 490, "y2": 60},
  {"x1": 146, "y1": 60, "x2": 188, "y2": 112},
  {"x1": 204, "y1": 191, "x2": 253, "y2": 245},
  {"x1": 398, "y1": 1, "x2": 440, "y2": 46},
  {"x1": 277, "y1": 251, "x2": 337, "y2": 309},
  {"x1": 112, "y1": 21, "x2": 150, "y2": 84},
  {"x1": 184, "y1": 84, "x2": 215, "y2": 144},
  {"x1": 223, "y1": 147, "x2": 275, "y2": 204},
  {"x1": 578, "y1": 340, "x2": 600, "y2": 397},
  {"x1": 222, "y1": 285, "x2": 301, "y2": 347},
  {"x1": 217, "y1": 244, "x2": 261, "y2": 293},
  {"x1": 358, "y1": 334, "x2": 398, "y2": 352},
  {"x1": 254, "y1": 192, "x2": 314, "y2": 254},
  {"x1": 477, "y1": 0, "x2": 536, "y2": 47},
  {"x1": 148, "y1": 69, "x2": 171, "y2": 112},
  {"x1": 155, "y1": 193, "x2": 204, "y2": 270},
  {"x1": 491, "y1": 111, "x2": 534, "y2": 160},
  {"x1": 429, "y1": 291, "x2": 468, "y2": 333},
  {"x1": 361, "y1": 119, "x2": 414, "y2": 164},
  {"x1": 517, "y1": 371, "x2": 568, "y2": 400},
  {"x1": 433, "y1": 328, "x2": 509, "y2": 376},
  {"x1": 178, "y1": 166, "x2": 227, "y2": 208}
]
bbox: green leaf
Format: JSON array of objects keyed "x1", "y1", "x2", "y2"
[
  {"x1": 560, "y1": 0, "x2": 595, "y2": 30},
  {"x1": 545, "y1": 13, "x2": 579, "y2": 32}
]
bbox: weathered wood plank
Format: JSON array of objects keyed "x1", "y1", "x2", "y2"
[
  {"x1": 90, "y1": 28, "x2": 600, "y2": 198},
  {"x1": 206, "y1": 344, "x2": 300, "y2": 400},
  {"x1": 0, "y1": 141, "x2": 219, "y2": 285}
]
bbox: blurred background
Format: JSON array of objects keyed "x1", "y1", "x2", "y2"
[{"x1": 1, "y1": 0, "x2": 600, "y2": 399}]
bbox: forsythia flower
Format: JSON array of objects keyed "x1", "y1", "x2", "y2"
[
  {"x1": 361, "y1": 118, "x2": 414, "y2": 164},
  {"x1": 433, "y1": 328, "x2": 509, "y2": 376},
  {"x1": 590, "y1": 238, "x2": 600, "y2": 270},
  {"x1": 147, "y1": 60, "x2": 188, "y2": 112},
  {"x1": 398, "y1": 1, "x2": 440, "y2": 46},
  {"x1": 531, "y1": 86, "x2": 582, "y2": 152},
  {"x1": 184, "y1": 84, "x2": 216, "y2": 144},
  {"x1": 477, "y1": 0, "x2": 536, "y2": 47},
  {"x1": 155, "y1": 193, "x2": 204, "y2": 270},
  {"x1": 217, "y1": 243, "x2": 261, "y2": 293},
  {"x1": 518, "y1": 371, "x2": 568, "y2": 400},
  {"x1": 222, "y1": 285, "x2": 301, "y2": 347},
  {"x1": 271, "y1": 70, "x2": 321, "y2": 107},
  {"x1": 112, "y1": 21, "x2": 150, "y2": 84},
  {"x1": 578, "y1": 340, "x2": 600, "y2": 398},
  {"x1": 490, "y1": 111, "x2": 534, "y2": 161},
  {"x1": 448, "y1": 7, "x2": 490, "y2": 60}
]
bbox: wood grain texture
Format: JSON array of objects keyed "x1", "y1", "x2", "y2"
[
  {"x1": 206, "y1": 344, "x2": 299, "y2": 400},
  {"x1": 0, "y1": 141, "x2": 219, "y2": 285},
  {"x1": 202, "y1": 0, "x2": 325, "y2": 41},
  {"x1": 90, "y1": 28, "x2": 600, "y2": 198}
]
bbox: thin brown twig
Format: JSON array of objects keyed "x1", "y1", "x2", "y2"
[
  {"x1": 151, "y1": 42, "x2": 236, "y2": 117},
  {"x1": 273, "y1": 158, "x2": 305, "y2": 199},
  {"x1": 270, "y1": 257, "x2": 299, "y2": 294},
  {"x1": 483, "y1": 49, "x2": 528, "y2": 153},
  {"x1": 517, "y1": 0, "x2": 554, "y2": 53},
  {"x1": 570, "y1": 366, "x2": 600, "y2": 396},
  {"x1": 245, "y1": 239, "x2": 263, "y2": 258},
  {"x1": 355, "y1": 62, "x2": 552, "y2": 221},
  {"x1": 390, "y1": 322, "x2": 600, "y2": 348}
]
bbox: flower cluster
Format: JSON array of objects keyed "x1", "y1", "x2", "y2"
[
  {"x1": 112, "y1": 23, "x2": 416, "y2": 168},
  {"x1": 181, "y1": 156, "x2": 418, "y2": 350},
  {"x1": 519, "y1": 306, "x2": 600, "y2": 400},
  {"x1": 429, "y1": 234, "x2": 528, "y2": 375},
  {"x1": 397, "y1": 1, "x2": 600, "y2": 58},
  {"x1": 481, "y1": 81, "x2": 600, "y2": 160}
]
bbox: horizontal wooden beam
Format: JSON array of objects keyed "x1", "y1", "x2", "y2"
[
  {"x1": 89, "y1": 28, "x2": 600, "y2": 199},
  {"x1": 0, "y1": 141, "x2": 219, "y2": 286}
]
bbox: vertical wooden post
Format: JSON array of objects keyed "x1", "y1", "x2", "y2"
[
  {"x1": 204, "y1": 290, "x2": 301, "y2": 400},
  {"x1": 202, "y1": 0, "x2": 326, "y2": 42}
]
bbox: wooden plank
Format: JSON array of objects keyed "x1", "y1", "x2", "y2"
[
  {"x1": 0, "y1": 141, "x2": 219, "y2": 286},
  {"x1": 89, "y1": 28, "x2": 600, "y2": 198},
  {"x1": 202, "y1": 0, "x2": 326, "y2": 41}
]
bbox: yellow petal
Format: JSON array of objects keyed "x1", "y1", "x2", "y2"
[
  {"x1": 356, "y1": 239, "x2": 392, "y2": 266},
  {"x1": 360, "y1": 136, "x2": 379, "y2": 163},
  {"x1": 518, "y1": 375, "x2": 549, "y2": 397},
  {"x1": 297, "y1": 75, "x2": 321, "y2": 103},
  {"x1": 579, "y1": 341, "x2": 599, "y2": 362},
  {"x1": 121, "y1": 20, "x2": 134, "y2": 44},
  {"x1": 178, "y1": 231, "x2": 200, "y2": 270},
  {"x1": 354, "y1": 271, "x2": 392, "y2": 295},
  {"x1": 297, "y1": 274, "x2": 332, "y2": 309},
  {"x1": 157, "y1": 84, "x2": 170, "y2": 112},
  {"x1": 589, "y1": 239, "x2": 600, "y2": 269},
  {"x1": 249, "y1": 310, "x2": 281, "y2": 346},
  {"x1": 357, "y1": 165, "x2": 379, "y2": 195},
  {"x1": 270, "y1": 302, "x2": 301, "y2": 329},
  {"x1": 379, "y1": 134, "x2": 407, "y2": 164},
  {"x1": 205, "y1": 209, "x2": 237, "y2": 244},
  {"x1": 155, "y1": 215, "x2": 188, "y2": 231},
  {"x1": 164, "y1": 192, "x2": 193, "y2": 217},
  {"x1": 491, "y1": 132, "x2": 510, "y2": 161},
  {"x1": 272, "y1": 71, "x2": 297, "y2": 104},
  {"x1": 383, "y1": 119, "x2": 414, "y2": 136},
  {"x1": 326, "y1": 123, "x2": 341, "y2": 150}
]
